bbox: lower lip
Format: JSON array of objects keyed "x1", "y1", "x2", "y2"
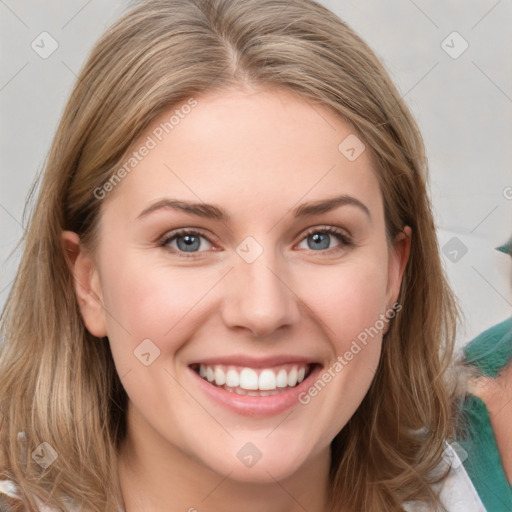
[{"x1": 189, "y1": 365, "x2": 322, "y2": 417}]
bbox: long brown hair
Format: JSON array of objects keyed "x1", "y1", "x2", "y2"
[{"x1": 0, "y1": 0, "x2": 459, "y2": 510}]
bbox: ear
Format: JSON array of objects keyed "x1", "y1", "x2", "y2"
[
  {"x1": 61, "y1": 230, "x2": 108, "y2": 338},
  {"x1": 385, "y1": 226, "x2": 412, "y2": 307}
]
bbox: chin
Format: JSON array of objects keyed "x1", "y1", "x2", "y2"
[{"x1": 200, "y1": 441, "x2": 318, "y2": 484}]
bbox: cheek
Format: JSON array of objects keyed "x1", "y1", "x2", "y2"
[
  {"x1": 296, "y1": 257, "x2": 389, "y2": 342},
  {"x1": 99, "y1": 253, "x2": 224, "y2": 349},
  {"x1": 292, "y1": 261, "x2": 389, "y2": 438},
  {"x1": 97, "y1": 257, "x2": 219, "y2": 408}
]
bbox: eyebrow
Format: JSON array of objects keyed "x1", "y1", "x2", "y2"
[{"x1": 136, "y1": 194, "x2": 371, "y2": 221}]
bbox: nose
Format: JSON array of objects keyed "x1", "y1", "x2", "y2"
[{"x1": 220, "y1": 247, "x2": 301, "y2": 337}]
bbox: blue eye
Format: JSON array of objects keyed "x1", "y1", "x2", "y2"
[
  {"x1": 161, "y1": 230, "x2": 213, "y2": 255},
  {"x1": 159, "y1": 226, "x2": 352, "y2": 258},
  {"x1": 297, "y1": 227, "x2": 352, "y2": 252}
]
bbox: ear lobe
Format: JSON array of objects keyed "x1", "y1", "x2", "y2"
[
  {"x1": 386, "y1": 226, "x2": 412, "y2": 306},
  {"x1": 61, "y1": 230, "x2": 107, "y2": 338}
]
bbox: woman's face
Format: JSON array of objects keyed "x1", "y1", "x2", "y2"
[{"x1": 68, "y1": 85, "x2": 410, "y2": 483}]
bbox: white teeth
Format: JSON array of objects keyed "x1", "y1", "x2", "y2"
[
  {"x1": 276, "y1": 369, "x2": 288, "y2": 388},
  {"x1": 287, "y1": 367, "x2": 298, "y2": 387},
  {"x1": 195, "y1": 363, "x2": 312, "y2": 392},
  {"x1": 214, "y1": 366, "x2": 226, "y2": 386},
  {"x1": 239, "y1": 368, "x2": 259, "y2": 390},
  {"x1": 258, "y1": 369, "x2": 276, "y2": 390},
  {"x1": 226, "y1": 369, "x2": 240, "y2": 387}
]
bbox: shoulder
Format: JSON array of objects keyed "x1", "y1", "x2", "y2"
[{"x1": 402, "y1": 443, "x2": 487, "y2": 512}]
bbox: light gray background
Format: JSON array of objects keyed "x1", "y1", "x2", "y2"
[{"x1": 1, "y1": 0, "x2": 511, "y2": 349}]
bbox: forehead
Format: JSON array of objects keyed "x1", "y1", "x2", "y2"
[{"x1": 102, "y1": 85, "x2": 382, "y2": 222}]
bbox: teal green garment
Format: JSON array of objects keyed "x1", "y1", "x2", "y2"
[
  {"x1": 464, "y1": 317, "x2": 512, "y2": 378},
  {"x1": 457, "y1": 317, "x2": 512, "y2": 512}
]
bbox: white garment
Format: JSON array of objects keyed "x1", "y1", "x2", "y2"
[
  {"x1": 0, "y1": 444, "x2": 486, "y2": 512},
  {"x1": 403, "y1": 443, "x2": 487, "y2": 512}
]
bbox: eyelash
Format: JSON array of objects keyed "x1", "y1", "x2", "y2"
[{"x1": 158, "y1": 226, "x2": 354, "y2": 258}]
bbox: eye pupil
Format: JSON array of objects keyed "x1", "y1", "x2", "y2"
[
  {"x1": 308, "y1": 232, "x2": 330, "y2": 250},
  {"x1": 177, "y1": 234, "x2": 200, "y2": 252}
]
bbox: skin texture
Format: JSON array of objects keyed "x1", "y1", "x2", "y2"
[{"x1": 62, "y1": 85, "x2": 411, "y2": 512}]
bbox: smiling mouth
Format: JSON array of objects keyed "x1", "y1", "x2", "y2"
[{"x1": 190, "y1": 363, "x2": 317, "y2": 396}]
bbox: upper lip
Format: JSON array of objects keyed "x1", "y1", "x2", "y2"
[{"x1": 189, "y1": 355, "x2": 320, "y2": 368}]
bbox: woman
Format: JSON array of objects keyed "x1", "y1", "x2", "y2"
[{"x1": 0, "y1": 0, "x2": 482, "y2": 510}]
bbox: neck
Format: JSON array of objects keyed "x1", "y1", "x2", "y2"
[{"x1": 117, "y1": 403, "x2": 332, "y2": 512}]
